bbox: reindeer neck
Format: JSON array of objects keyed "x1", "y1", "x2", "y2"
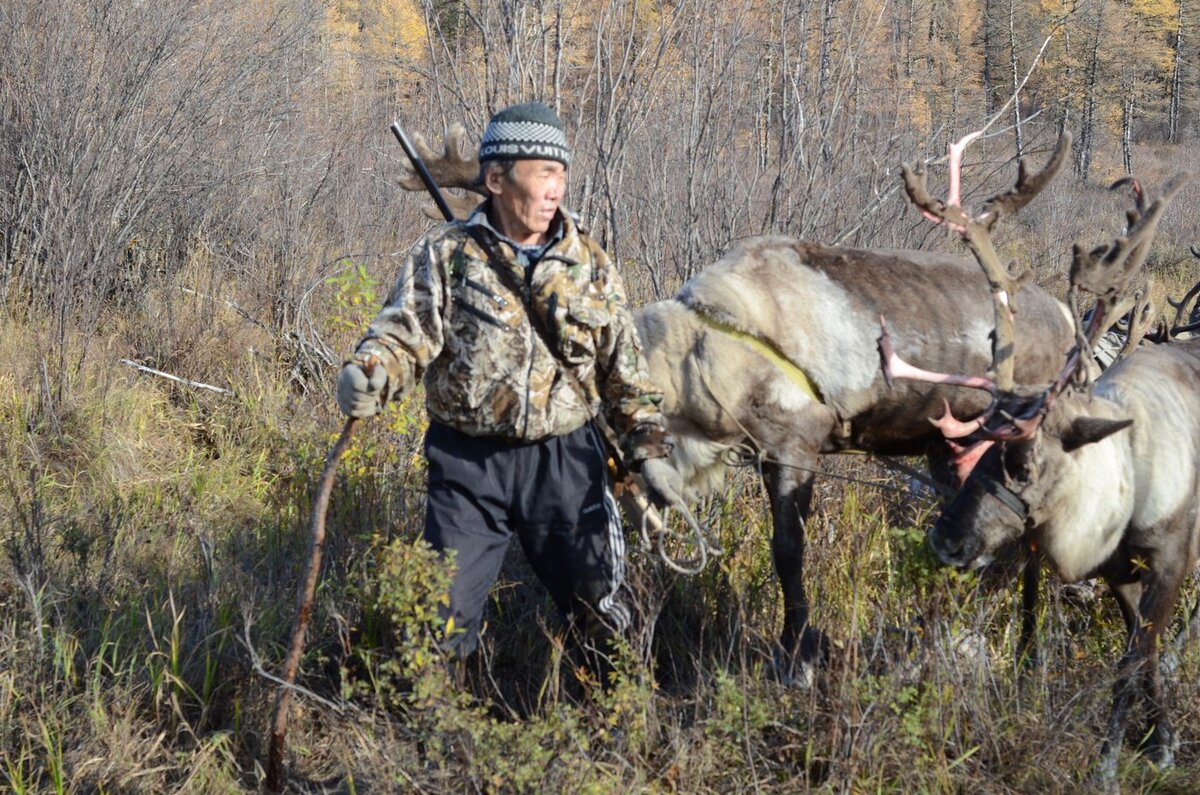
[
  {"x1": 1031, "y1": 426, "x2": 1135, "y2": 583},
  {"x1": 1101, "y1": 348, "x2": 1200, "y2": 547}
]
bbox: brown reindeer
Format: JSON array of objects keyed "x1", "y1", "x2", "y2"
[
  {"x1": 393, "y1": 124, "x2": 1077, "y2": 682},
  {"x1": 910, "y1": 156, "x2": 1194, "y2": 786}
]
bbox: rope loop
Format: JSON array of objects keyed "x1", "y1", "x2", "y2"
[{"x1": 640, "y1": 504, "x2": 723, "y2": 575}]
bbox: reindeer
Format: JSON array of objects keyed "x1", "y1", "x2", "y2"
[
  {"x1": 1088, "y1": 243, "x2": 1200, "y2": 370},
  {"x1": 393, "y1": 124, "x2": 1077, "y2": 680},
  {"x1": 893, "y1": 140, "x2": 1194, "y2": 783},
  {"x1": 1164, "y1": 247, "x2": 1200, "y2": 338}
]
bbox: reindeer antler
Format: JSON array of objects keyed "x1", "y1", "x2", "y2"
[
  {"x1": 879, "y1": 316, "x2": 998, "y2": 393},
  {"x1": 1167, "y1": 278, "x2": 1200, "y2": 330},
  {"x1": 885, "y1": 129, "x2": 1188, "y2": 458},
  {"x1": 1155, "y1": 246, "x2": 1200, "y2": 340},
  {"x1": 1117, "y1": 282, "x2": 1158, "y2": 358},
  {"x1": 979, "y1": 136, "x2": 1073, "y2": 231},
  {"x1": 396, "y1": 123, "x2": 485, "y2": 221},
  {"x1": 1061, "y1": 172, "x2": 1192, "y2": 387},
  {"x1": 877, "y1": 131, "x2": 1071, "y2": 450},
  {"x1": 901, "y1": 133, "x2": 1071, "y2": 390}
]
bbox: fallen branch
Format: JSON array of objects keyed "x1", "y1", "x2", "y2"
[
  {"x1": 178, "y1": 287, "x2": 271, "y2": 332},
  {"x1": 119, "y1": 359, "x2": 233, "y2": 396},
  {"x1": 240, "y1": 612, "x2": 352, "y2": 716}
]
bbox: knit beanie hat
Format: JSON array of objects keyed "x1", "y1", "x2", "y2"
[{"x1": 479, "y1": 101, "x2": 571, "y2": 167}]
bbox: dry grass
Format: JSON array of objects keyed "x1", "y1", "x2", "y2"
[
  {"x1": 6, "y1": 0, "x2": 1200, "y2": 788},
  {"x1": 2, "y1": 147, "x2": 1200, "y2": 793}
]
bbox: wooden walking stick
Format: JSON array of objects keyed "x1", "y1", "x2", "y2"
[
  {"x1": 266, "y1": 121, "x2": 478, "y2": 788},
  {"x1": 265, "y1": 362, "x2": 376, "y2": 791},
  {"x1": 265, "y1": 122, "x2": 443, "y2": 790}
]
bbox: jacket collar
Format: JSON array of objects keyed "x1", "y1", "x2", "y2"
[{"x1": 466, "y1": 199, "x2": 573, "y2": 267}]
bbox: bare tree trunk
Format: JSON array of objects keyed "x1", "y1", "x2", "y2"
[
  {"x1": 1169, "y1": 0, "x2": 1185, "y2": 143},
  {"x1": 904, "y1": 0, "x2": 917, "y2": 79},
  {"x1": 818, "y1": 0, "x2": 836, "y2": 162},
  {"x1": 501, "y1": 0, "x2": 521, "y2": 95},
  {"x1": 555, "y1": 0, "x2": 564, "y2": 104},
  {"x1": 768, "y1": 0, "x2": 808, "y2": 230},
  {"x1": 983, "y1": 0, "x2": 996, "y2": 116},
  {"x1": 757, "y1": 17, "x2": 775, "y2": 172},
  {"x1": 1057, "y1": 0, "x2": 1074, "y2": 140},
  {"x1": 926, "y1": 0, "x2": 937, "y2": 74},
  {"x1": 1077, "y1": 10, "x2": 1102, "y2": 180},
  {"x1": 1008, "y1": 0, "x2": 1023, "y2": 157},
  {"x1": 1122, "y1": 83, "x2": 1135, "y2": 174},
  {"x1": 819, "y1": 0, "x2": 835, "y2": 100}
]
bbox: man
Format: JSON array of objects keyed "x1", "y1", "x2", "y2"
[{"x1": 336, "y1": 101, "x2": 680, "y2": 675}]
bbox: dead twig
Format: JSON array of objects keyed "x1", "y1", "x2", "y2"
[
  {"x1": 240, "y1": 612, "x2": 351, "y2": 716},
  {"x1": 178, "y1": 286, "x2": 271, "y2": 332},
  {"x1": 119, "y1": 359, "x2": 233, "y2": 396}
]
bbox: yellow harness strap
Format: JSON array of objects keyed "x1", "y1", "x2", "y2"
[{"x1": 691, "y1": 309, "x2": 823, "y2": 404}]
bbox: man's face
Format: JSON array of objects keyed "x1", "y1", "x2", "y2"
[{"x1": 485, "y1": 159, "x2": 566, "y2": 245}]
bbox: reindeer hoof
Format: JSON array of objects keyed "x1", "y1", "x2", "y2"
[
  {"x1": 772, "y1": 628, "x2": 830, "y2": 689},
  {"x1": 771, "y1": 648, "x2": 816, "y2": 690},
  {"x1": 801, "y1": 626, "x2": 831, "y2": 665},
  {"x1": 1159, "y1": 649, "x2": 1180, "y2": 678},
  {"x1": 1142, "y1": 724, "x2": 1177, "y2": 770},
  {"x1": 1060, "y1": 579, "x2": 1098, "y2": 605},
  {"x1": 1087, "y1": 757, "x2": 1121, "y2": 795}
]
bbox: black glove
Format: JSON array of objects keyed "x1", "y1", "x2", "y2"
[{"x1": 639, "y1": 458, "x2": 684, "y2": 510}]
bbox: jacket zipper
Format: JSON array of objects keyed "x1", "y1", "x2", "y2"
[
  {"x1": 521, "y1": 262, "x2": 537, "y2": 438},
  {"x1": 462, "y1": 276, "x2": 507, "y2": 307}
]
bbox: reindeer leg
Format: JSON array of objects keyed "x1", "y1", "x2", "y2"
[
  {"x1": 763, "y1": 454, "x2": 827, "y2": 687},
  {"x1": 1134, "y1": 572, "x2": 1183, "y2": 769},
  {"x1": 1096, "y1": 580, "x2": 1143, "y2": 788},
  {"x1": 1018, "y1": 551, "x2": 1040, "y2": 671},
  {"x1": 1096, "y1": 572, "x2": 1181, "y2": 784}
]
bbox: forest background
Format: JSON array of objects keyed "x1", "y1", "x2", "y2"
[{"x1": 3, "y1": 0, "x2": 1200, "y2": 791}]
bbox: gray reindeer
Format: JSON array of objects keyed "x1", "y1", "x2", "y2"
[
  {"x1": 893, "y1": 149, "x2": 1194, "y2": 786},
  {"x1": 394, "y1": 124, "x2": 1077, "y2": 681},
  {"x1": 1091, "y1": 243, "x2": 1200, "y2": 367}
]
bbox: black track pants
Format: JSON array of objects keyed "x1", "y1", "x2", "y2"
[{"x1": 422, "y1": 421, "x2": 630, "y2": 658}]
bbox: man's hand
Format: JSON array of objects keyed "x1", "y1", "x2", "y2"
[
  {"x1": 336, "y1": 360, "x2": 388, "y2": 418},
  {"x1": 639, "y1": 458, "x2": 684, "y2": 510}
]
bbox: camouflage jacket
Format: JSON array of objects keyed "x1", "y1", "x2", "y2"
[{"x1": 354, "y1": 203, "x2": 671, "y2": 465}]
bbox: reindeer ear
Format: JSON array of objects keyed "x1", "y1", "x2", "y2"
[{"x1": 1060, "y1": 416, "x2": 1133, "y2": 452}]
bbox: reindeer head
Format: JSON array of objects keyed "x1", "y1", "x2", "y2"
[
  {"x1": 884, "y1": 130, "x2": 1189, "y2": 573},
  {"x1": 925, "y1": 168, "x2": 1188, "y2": 571},
  {"x1": 928, "y1": 388, "x2": 1133, "y2": 569},
  {"x1": 936, "y1": 174, "x2": 1190, "y2": 569}
]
